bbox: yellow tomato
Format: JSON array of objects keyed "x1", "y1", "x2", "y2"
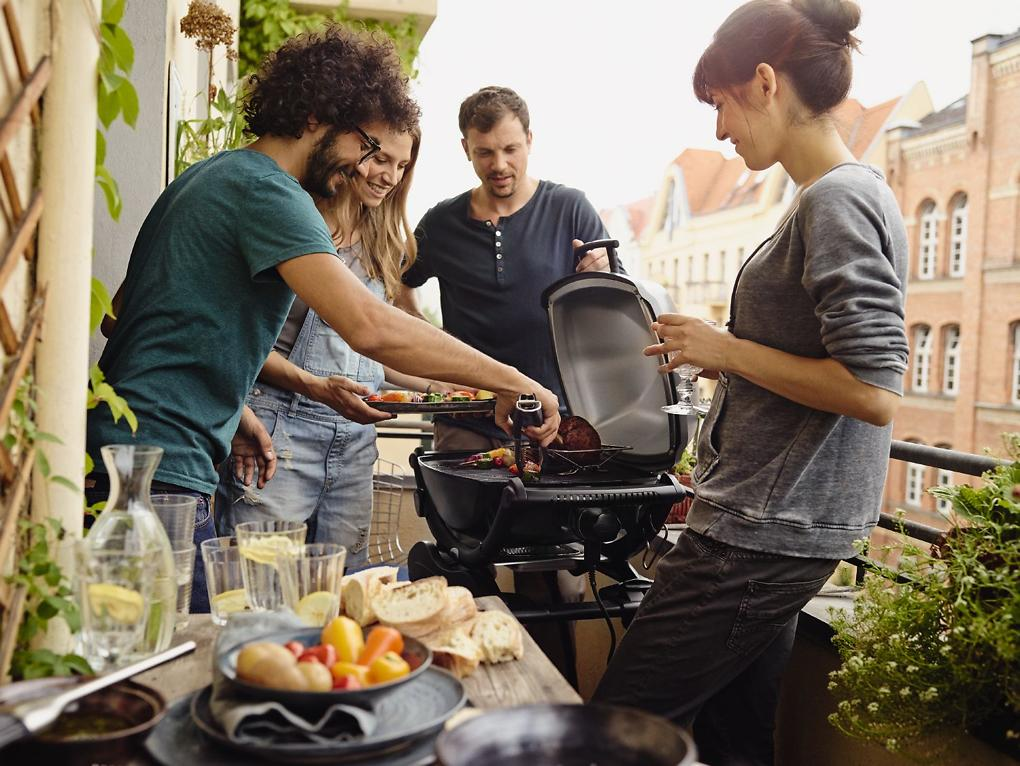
[
  {"x1": 320, "y1": 615, "x2": 364, "y2": 663},
  {"x1": 330, "y1": 661, "x2": 370, "y2": 686},
  {"x1": 368, "y1": 651, "x2": 410, "y2": 684}
]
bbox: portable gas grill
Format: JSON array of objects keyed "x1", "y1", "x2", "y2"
[{"x1": 407, "y1": 240, "x2": 693, "y2": 621}]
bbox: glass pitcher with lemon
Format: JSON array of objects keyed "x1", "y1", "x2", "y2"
[{"x1": 81, "y1": 445, "x2": 176, "y2": 666}]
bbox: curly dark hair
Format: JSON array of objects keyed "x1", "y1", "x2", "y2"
[{"x1": 243, "y1": 24, "x2": 420, "y2": 138}]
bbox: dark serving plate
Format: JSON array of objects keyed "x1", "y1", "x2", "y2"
[
  {"x1": 184, "y1": 669, "x2": 464, "y2": 764},
  {"x1": 364, "y1": 398, "x2": 496, "y2": 415},
  {"x1": 218, "y1": 628, "x2": 431, "y2": 712}
]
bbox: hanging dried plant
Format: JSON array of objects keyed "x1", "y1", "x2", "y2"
[{"x1": 180, "y1": 0, "x2": 237, "y2": 56}]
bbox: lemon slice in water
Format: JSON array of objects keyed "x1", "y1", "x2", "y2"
[
  {"x1": 211, "y1": 588, "x2": 249, "y2": 614},
  {"x1": 295, "y1": 590, "x2": 339, "y2": 626},
  {"x1": 238, "y1": 535, "x2": 297, "y2": 566},
  {"x1": 88, "y1": 583, "x2": 145, "y2": 624}
]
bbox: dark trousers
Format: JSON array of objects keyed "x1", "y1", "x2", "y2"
[
  {"x1": 593, "y1": 529, "x2": 837, "y2": 766},
  {"x1": 85, "y1": 476, "x2": 215, "y2": 614}
]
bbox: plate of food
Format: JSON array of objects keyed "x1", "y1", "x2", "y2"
[
  {"x1": 364, "y1": 389, "x2": 497, "y2": 414},
  {"x1": 218, "y1": 617, "x2": 431, "y2": 713}
]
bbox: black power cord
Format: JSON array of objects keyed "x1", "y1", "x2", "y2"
[{"x1": 589, "y1": 568, "x2": 617, "y2": 665}]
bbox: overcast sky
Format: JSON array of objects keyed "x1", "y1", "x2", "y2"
[{"x1": 405, "y1": 0, "x2": 1020, "y2": 223}]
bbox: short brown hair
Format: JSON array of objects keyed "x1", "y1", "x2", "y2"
[
  {"x1": 693, "y1": 0, "x2": 861, "y2": 116},
  {"x1": 458, "y1": 86, "x2": 530, "y2": 136}
]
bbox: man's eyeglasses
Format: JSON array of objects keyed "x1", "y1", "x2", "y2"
[{"x1": 341, "y1": 125, "x2": 381, "y2": 177}]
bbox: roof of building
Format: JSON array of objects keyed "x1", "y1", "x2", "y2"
[{"x1": 901, "y1": 96, "x2": 967, "y2": 138}]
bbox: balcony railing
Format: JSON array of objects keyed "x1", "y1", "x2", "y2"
[{"x1": 685, "y1": 280, "x2": 729, "y2": 305}]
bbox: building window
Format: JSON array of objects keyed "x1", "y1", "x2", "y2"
[
  {"x1": 1012, "y1": 323, "x2": 1020, "y2": 406},
  {"x1": 918, "y1": 200, "x2": 938, "y2": 280},
  {"x1": 905, "y1": 462, "x2": 925, "y2": 507},
  {"x1": 948, "y1": 194, "x2": 967, "y2": 277},
  {"x1": 702, "y1": 253, "x2": 709, "y2": 282},
  {"x1": 942, "y1": 325, "x2": 960, "y2": 395},
  {"x1": 912, "y1": 325, "x2": 933, "y2": 392},
  {"x1": 936, "y1": 466, "x2": 954, "y2": 517}
]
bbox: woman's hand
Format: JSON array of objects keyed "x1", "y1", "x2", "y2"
[{"x1": 644, "y1": 314, "x2": 734, "y2": 375}]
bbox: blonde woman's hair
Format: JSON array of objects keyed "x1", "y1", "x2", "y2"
[{"x1": 319, "y1": 125, "x2": 421, "y2": 302}]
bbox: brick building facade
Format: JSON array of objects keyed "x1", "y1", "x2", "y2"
[{"x1": 884, "y1": 31, "x2": 1020, "y2": 524}]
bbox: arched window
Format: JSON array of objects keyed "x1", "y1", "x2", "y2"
[
  {"x1": 905, "y1": 460, "x2": 925, "y2": 507},
  {"x1": 912, "y1": 325, "x2": 933, "y2": 392},
  {"x1": 918, "y1": 200, "x2": 938, "y2": 279},
  {"x1": 934, "y1": 442, "x2": 954, "y2": 517},
  {"x1": 948, "y1": 194, "x2": 967, "y2": 277},
  {"x1": 942, "y1": 325, "x2": 961, "y2": 395}
]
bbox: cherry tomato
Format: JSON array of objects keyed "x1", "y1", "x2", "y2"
[
  {"x1": 299, "y1": 644, "x2": 337, "y2": 667},
  {"x1": 284, "y1": 640, "x2": 304, "y2": 657}
]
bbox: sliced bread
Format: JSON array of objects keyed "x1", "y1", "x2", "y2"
[
  {"x1": 421, "y1": 625, "x2": 482, "y2": 679},
  {"x1": 439, "y1": 586, "x2": 478, "y2": 625},
  {"x1": 373, "y1": 576, "x2": 448, "y2": 636},
  {"x1": 468, "y1": 610, "x2": 524, "y2": 664},
  {"x1": 341, "y1": 566, "x2": 399, "y2": 626}
]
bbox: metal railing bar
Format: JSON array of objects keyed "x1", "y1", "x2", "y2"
[{"x1": 889, "y1": 440, "x2": 1008, "y2": 477}]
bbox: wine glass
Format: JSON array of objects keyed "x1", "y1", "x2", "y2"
[{"x1": 662, "y1": 320, "x2": 717, "y2": 416}]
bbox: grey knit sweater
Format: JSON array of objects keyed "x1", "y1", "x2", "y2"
[{"x1": 687, "y1": 163, "x2": 908, "y2": 559}]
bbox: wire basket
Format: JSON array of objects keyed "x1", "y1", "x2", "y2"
[
  {"x1": 368, "y1": 458, "x2": 407, "y2": 565},
  {"x1": 541, "y1": 444, "x2": 632, "y2": 473}
]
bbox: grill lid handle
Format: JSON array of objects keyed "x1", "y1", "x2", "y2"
[{"x1": 574, "y1": 238, "x2": 621, "y2": 274}]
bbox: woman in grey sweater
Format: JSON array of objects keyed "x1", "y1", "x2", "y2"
[{"x1": 593, "y1": 1, "x2": 908, "y2": 763}]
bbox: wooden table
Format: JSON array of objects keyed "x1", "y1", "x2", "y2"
[{"x1": 126, "y1": 596, "x2": 580, "y2": 763}]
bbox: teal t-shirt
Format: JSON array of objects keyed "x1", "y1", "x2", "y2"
[{"x1": 87, "y1": 149, "x2": 335, "y2": 494}]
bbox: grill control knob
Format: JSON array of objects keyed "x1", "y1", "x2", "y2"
[{"x1": 574, "y1": 507, "x2": 622, "y2": 543}]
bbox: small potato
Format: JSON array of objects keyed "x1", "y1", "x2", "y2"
[
  {"x1": 247, "y1": 655, "x2": 308, "y2": 690},
  {"x1": 297, "y1": 661, "x2": 333, "y2": 692},
  {"x1": 236, "y1": 642, "x2": 294, "y2": 680}
]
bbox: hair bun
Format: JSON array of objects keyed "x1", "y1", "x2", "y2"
[{"x1": 792, "y1": 0, "x2": 861, "y2": 49}]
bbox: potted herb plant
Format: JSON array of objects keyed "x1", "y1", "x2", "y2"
[{"x1": 827, "y1": 433, "x2": 1019, "y2": 760}]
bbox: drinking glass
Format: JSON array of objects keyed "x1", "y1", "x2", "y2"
[
  {"x1": 172, "y1": 545, "x2": 195, "y2": 631},
  {"x1": 150, "y1": 494, "x2": 197, "y2": 550},
  {"x1": 279, "y1": 543, "x2": 346, "y2": 627},
  {"x1": 662, "y1": 320, "x2": 717, "y2": 416},
  {"x1": 201, "y1": 537, "x2": 249, "y2": 626},
  {"x1": 75, "y1": 543, "x2": 153, "y2": 671},
  {"x1": 235, "y1": 520, "x2": 307, "y2": 612}
]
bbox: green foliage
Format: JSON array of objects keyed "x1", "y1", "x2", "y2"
[
  {"x1": 176, "y1": 86, "x2": 248, "y2": 175},
  {"x1": 238, "y1": 0, "x2": 421, "y2": 79},
  {"x1": 6, "y1": 518, "x2": 92, "y2": 680},
  {"x1": 95, "y1": 0, "x2": 138, "y2": 220},
  {"x1": 4, "y1": 375, "x2": 76, "y2": 492},
  {"x1": 87, "y1": 363, "x2": 137, "y2": 435},
  {"x1": 828, "y1": 434, "x2": 1020, "y2": 758}
]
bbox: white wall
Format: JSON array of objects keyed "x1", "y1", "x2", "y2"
[{"x1": 91, "y1": 0, "x2": 239, "y2": 363}]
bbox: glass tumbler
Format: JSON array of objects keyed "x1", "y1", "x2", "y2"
[
  {"x1": 201, "y1": 537, "x2": 249, "y2": 626},
  {"x1": 278, "y1": 543, "x2": 346, "y2": 627},
  {"x1": 235, "y1": 520, "x2": 307, "y2": 612}
]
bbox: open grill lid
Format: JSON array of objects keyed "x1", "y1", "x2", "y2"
[{"x1": 541, "y1": 240, "x2": 686, "y2": 474}]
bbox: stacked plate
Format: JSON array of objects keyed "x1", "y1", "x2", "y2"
[{"x1": 145, "y1": 668, "x2": 465, "y2": 765}]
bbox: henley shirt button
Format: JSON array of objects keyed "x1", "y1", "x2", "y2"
[
  {"x1": 485, "y1": 221, "x2": 492, "y2": 227},
  {"x1": 495, "y1": 231, "x2": 501, "y2": 237},
  {"x1": 497, "y1": 266, "x2": 503, "y2": 272},
  {"x1": 496, "y1": 241, "x2": 501, "y2": 248},
  {"x1": 496, "y1": 254, "x2": 503, "y2": 260}
]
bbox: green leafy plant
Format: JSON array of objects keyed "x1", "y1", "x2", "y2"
[
  {"x1": 828, "y1": 434, "x2": 1020, "y2": 759},
  {"x1": 238, "y1": 0, "x2": 421, "y2": 79},
  {"x1": 96, "y1": 0, "x2": 138, "y2": 220},
  {"x1": 6, "y1": 518, "x2": 92, "y2": 680}
]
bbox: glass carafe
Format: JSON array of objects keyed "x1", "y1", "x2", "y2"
[{"x1": 84, "y1": 445, "x2": 176, "y2": 661}]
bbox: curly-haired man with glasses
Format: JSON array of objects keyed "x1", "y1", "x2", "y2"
[{"x1": 88, "y1": 27, "x2": 560, "y2": 612}]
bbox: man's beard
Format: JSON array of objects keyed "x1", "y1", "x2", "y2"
[{"x1": 302, "y1": 127, "x2": 350, "y2": 198}]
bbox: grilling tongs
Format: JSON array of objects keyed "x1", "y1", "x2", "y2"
[
  {"x1": 512, "y1": 393, "x2": 544, "y2": 477},
  {"x1": 0, "y1": 640, "x2": 196, "y2": 749}
]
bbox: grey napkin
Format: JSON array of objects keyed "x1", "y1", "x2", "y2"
[{"x1": 210, "y1": 609, "x2": 378, "y2": 746}]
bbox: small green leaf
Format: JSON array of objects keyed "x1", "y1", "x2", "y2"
[
  {"x1": 110, "y1": 24, "x2": 134, "y2": 73},
  {"x1": 35, "y1": 449, "x2": 51, "y2": 478},
  {"x1": 101, "y1": 0, "x2": 125, "y2": 26},
  {"x1": 84, "y1": 451, "x2": 95, "y2": 475},
  {"x1": 95, "y1": 164, "x2": 122, "y2": 220},
  {"x1": 64, "y1": 654, "x2": 93, "y2": 675},
  {"x1": 34, "y1": 431, "x2": 62, "y2": 445},
  {"x1": 97, "y1": 86, "x2": 121, "y2": 128},
  {"x1": 118, "y1": 81, "x2": 139, "y2": 128},
  {"x1": 95, "y1": 129, "x2": 106, "y2": 166},
  {"x1": 50, "y1": 475, "x2": 79, "y2": 493},
  {"x1": 36, "y1": 599, "x2": 57, "y2": 619}
]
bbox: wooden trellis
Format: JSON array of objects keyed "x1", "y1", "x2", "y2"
[{"x1": 0, "y1": 0, "x2": 52, "y2": 681}]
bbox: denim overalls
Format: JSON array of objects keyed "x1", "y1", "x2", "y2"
[{"x1": 215, "y1": 261, "x2": 385, "y2": 569}]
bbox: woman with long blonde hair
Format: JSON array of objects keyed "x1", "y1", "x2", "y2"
[{"x1": 216, "y1": 121, "x2": 451, "y2": 567}]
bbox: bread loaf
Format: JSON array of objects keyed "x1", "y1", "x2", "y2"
[
  {"x1": 421, "y1": 625, "x2": 482, "y2": 679},
  {"x1": 341, "y1": 566, "x2": 399, "y2": 626},
  {"x1": 374, "y1": 576, "x2": 448, "y2": 636},
  {"x1": 468, "y1": 610, "x2": 524, "y2": 664}
]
